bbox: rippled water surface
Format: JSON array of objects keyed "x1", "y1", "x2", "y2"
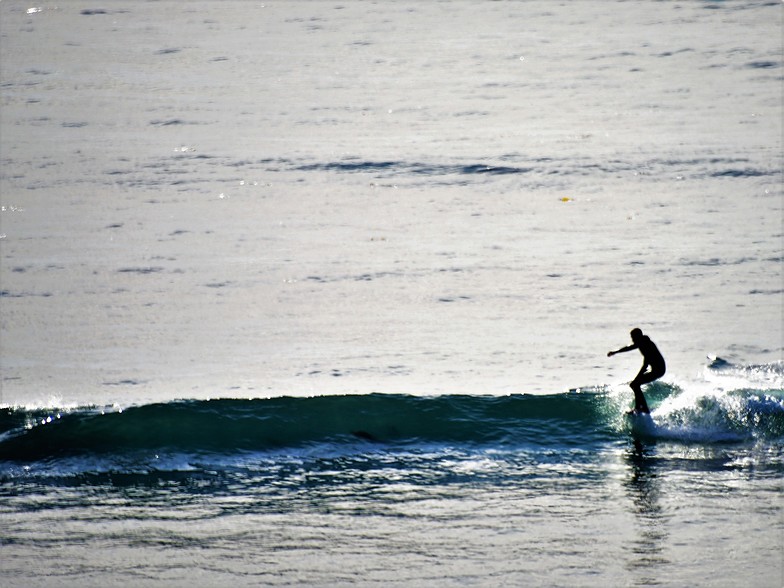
[{"x1": 1, "y1": 1, "x2": 782, "y2": 586}]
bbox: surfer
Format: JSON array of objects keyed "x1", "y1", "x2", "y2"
[{"x1": 607, "y1": 328, "x2": 666, "y2": 414}]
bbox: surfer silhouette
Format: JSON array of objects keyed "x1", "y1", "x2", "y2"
[{"x1": 607, "y1": 328, "x2": 666, "y2": 414}]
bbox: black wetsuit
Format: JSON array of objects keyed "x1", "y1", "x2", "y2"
[{"x1": 632, "y1": 335, "x2": 666, "y2": 386}]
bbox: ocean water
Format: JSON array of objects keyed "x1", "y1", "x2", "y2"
[
  {"x1": 1, "y1": 370, "x2": 783, "y2": 587},
  {"x1": 1, "y1": 0, "x2": 782, "y2": 586}
]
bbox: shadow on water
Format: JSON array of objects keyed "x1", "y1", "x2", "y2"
[{"x1": 623, "y1": 439, "x2": 671, "y2": 586}]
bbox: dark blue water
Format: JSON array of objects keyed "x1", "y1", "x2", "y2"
[
  {"x1": 2, "y1": 381, "x2": 782, "y2": 466},
  {"x1": 2, "y1": 372, "x2": 783, "y2": 586}
]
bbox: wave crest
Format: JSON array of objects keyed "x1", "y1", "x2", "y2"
[{"x1": 1, "y1": 381, "x2": 782, "y2": 463}]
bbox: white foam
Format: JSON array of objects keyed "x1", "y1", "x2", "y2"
[{"x1": 648, "y1": 377, "x2": 782, "y2": 442}]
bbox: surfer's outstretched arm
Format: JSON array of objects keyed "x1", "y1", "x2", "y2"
[{"x1": 608, "y1": 343, "x2": 637, "y2": 357}]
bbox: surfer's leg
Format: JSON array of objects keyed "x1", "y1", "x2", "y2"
[
  {"x1": 629, "y1": 380, "x2": 650, "y2": 414},
  {"x1": 630, "y1": 368, "x2": 664, "y2": 413}
]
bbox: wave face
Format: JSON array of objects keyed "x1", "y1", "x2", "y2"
[
  {"x1": 0, "y1": 393, "x2": 611, "y2": 462},
  {"x1": 2, "y1": 377, "x2": 782, "y2": 466}
]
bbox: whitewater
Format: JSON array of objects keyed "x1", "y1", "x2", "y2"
[{"x1": 1, "y1": 1, "x2": 782, "y2": 586}]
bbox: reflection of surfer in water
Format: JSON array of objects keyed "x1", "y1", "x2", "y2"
[{"x1": 608, "y1": 328, "x2": 666, "y2": 414}]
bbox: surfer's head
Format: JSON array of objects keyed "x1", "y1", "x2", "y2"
[{"x1": 630, "y1": 328, "x2": 643, "y2": 343}]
